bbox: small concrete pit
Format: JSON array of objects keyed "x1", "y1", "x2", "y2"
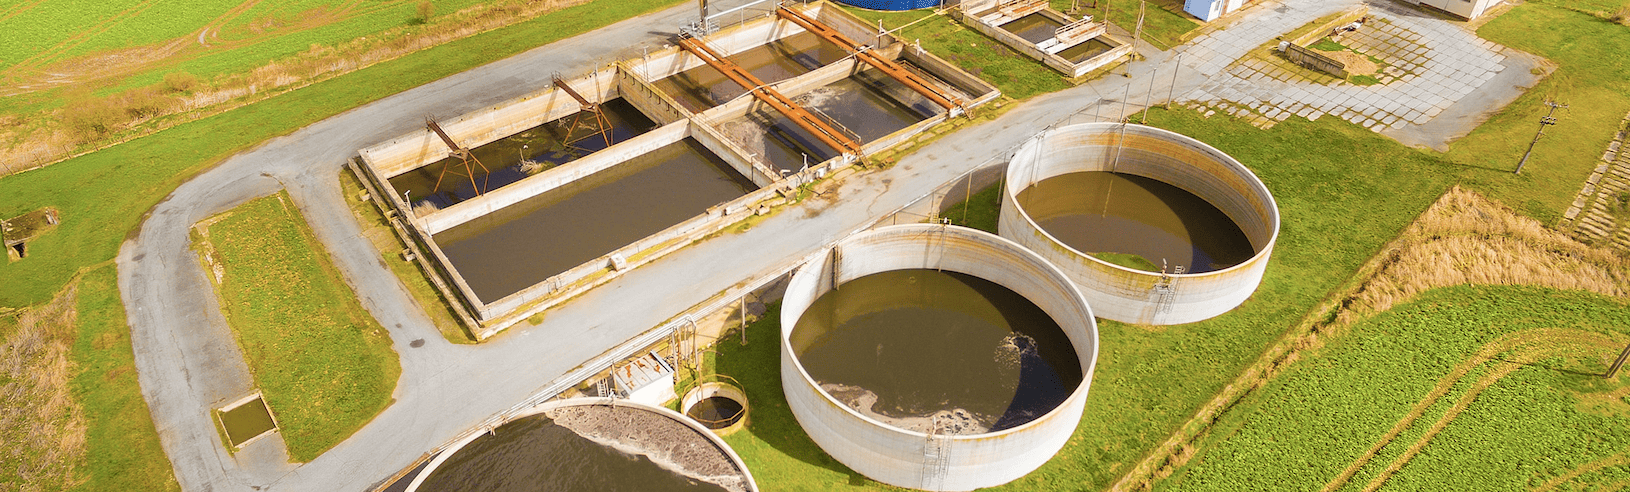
[
  {"x1": 407, "y1": 399, "x2": 757, "y2": 492},
  {"x1": 781, "y1": 224, "x2": 1098, "y2": 491},
  {"x1": 1000, "y1": 123, "x2": 1280, "y2": 325}
]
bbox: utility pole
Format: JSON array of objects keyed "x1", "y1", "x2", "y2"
[
  {"x1": 1608, "y1": 342, "x2": 1630, "y2": 379},
  {"x1": 1515, "y1": 100, "x2": 1566, "y2": 174},
  {"x1": 1134, "y1": 1, "x2": 1146, "y2": 47},
  {"x1": 1165, "y1": 52, "x2": 1181, "y2": 110}
]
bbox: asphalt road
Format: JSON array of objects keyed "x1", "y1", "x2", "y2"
[{"x1": 115, "y1": 0, "x2": 1515, "y2": 490}]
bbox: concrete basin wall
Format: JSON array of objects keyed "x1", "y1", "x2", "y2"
[
  {"x1": 406, "y1": 398, "x2": 758, "y2": 492},
  {"x1": 1000, "y1": 123, "x2": 1279, "y2": 325},
  {"x1": 956, "y1": 7, "x2": 1132, "y2": 78},
  {"x1": 780, "y1": 224, "x2": 1098, "y2": 491},
  {"x1": 359, "y1": 67, "x2": 619, "y2": 179}
]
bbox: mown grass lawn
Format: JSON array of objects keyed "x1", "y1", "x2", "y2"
[
  {"x1": 71, "y1": 266, "x2": 179, "y2": 492},
  {"x1": 1447, "y1": 0, "x2": 1630, "y2": 224},
  {"x1": 839, "y1": 7, "x2": 1072, "y2": 99},
  {"x1": 1159, "y1": 286, "x2": 1630, "y2": 491},
  {"x1": 194, "y1": 192, "x2": 399, "y2": 462}
]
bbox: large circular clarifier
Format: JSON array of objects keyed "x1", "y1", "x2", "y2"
[
  {"x1": 407, "y1": 399, "x2": 757, "y2": 492},
  {"x1": 1001, "y1": 123, "x2": 1279, "y2": 325},
  {"x1": 781, "y1": 224, "x2": 1098, "y2": 491}
]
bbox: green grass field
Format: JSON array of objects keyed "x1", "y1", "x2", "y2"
[
  {"x1": 1445, "y1": 1, "x2": 1630, "y2": 224},
  {"x1": 71, "y1": 266, "x2": 180, "y2": 492},
  {"x1": 194, "y1": 192, "x2": 399, "y2": 462},
  {"x1": 839, "y1": 7, "x2": 1071, "y2": 99},
  {"x1": 1054, "y1": 0, "x2": 1201, "y2": 50},
  {"x1": 0, "y1": 0, "x2": 491, "y2": 102},
  {"x1": 1159, "y1": 286, "x2": 1630, "y2": 491}
]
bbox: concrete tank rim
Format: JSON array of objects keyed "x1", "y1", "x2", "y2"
[
  {"x1": 1004, "y1": 122, "x2": 1281, "y2": 279},
  {"x1": 404, "y1": 397, "x2": 759, "y2": 492},
  {"x1": 780, "y1": 223, "x2": 1100, "y2": 442}
]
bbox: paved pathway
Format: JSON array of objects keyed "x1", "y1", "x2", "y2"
[
  {"x1": 1174, "y1": 0, "x2": 1542, "y2": 151},
  {"x1": 1561, "y1": 110, "x2": 1630, "y2": 249},
  {"x1": 115, "y1": 1, "x2": 1541, "y2": 491}
]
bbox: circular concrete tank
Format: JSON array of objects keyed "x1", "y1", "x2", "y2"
[
  {"x1": 407, "y1": 398, "x2": 758, "y2": 492},
  {"x1": 1000, "y1": 123, "x2": 1279, "y2": 325},
  {"x1": 781, "y1": 224, "x2": 1098, "y2": 491},
  {"x1": 683, "y1": 377, "x2": 750, "y2": 436}
]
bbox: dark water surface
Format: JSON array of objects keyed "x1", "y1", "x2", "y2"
[
  {"x1": 1059, "y1": 38, "x2": 1114, "y2": 63},
  {"x1": 655, "y1": 31, "x2": 849, "y2": 112},
  {"x1": 390, "y1": 99, "x2": 658, "y2": 209},
  {"x1": 792, "y1": 269, "x2": 1082, "y2": 434},
  {"x1": 416, "y1": 415, "x2": 728, "y2": 492},
  {"x1": 687, "y1": 397, "x2": 745, "y2": 429},
  {"x1": 722, "y1": 70, "x2": 938, "y2": 173},
  {"x1": 1017, "y1": 171, "x2": 1256, "y2": 273},
  {"x1": 1000, "y1": 13, "x2": 1064, "y2": 44},
  {"x1": 219, "y1": 397, "x2": 276, "y2": 446},
  {"x1": 433, "y1": 138, "x2": 755, "y2": 303}
]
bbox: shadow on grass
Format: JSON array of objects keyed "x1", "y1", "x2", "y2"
[{"x1": 711, "y1": 302, "x2": 872, "y2": 486}]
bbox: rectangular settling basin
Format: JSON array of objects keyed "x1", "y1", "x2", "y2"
[
  {"x1": 390, "y1": 99, "x2": 658, "y2": 210},
  {"x1": 652, "y1": 31, "x2": 850, "y2": 113},
  {"x1": 430, "y1": 137, "x2": 756, "y2": 304},
  {"x1": 1000, "y1": 13, "x2": 1065, "y2": 44},
  {"x1": 714, "y1": 67, "x2": 949, "y2": 173}
]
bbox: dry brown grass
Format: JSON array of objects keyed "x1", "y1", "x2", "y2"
[
  {"x1": 0, "y1": 0, "x2": 592, "y2": 176},
  {"x1": 0, "y1": 284, "x2": 87, "y2": 491},
  {"x1": 1337, "y1": 186, "x2": 1630, "y2": 326}
]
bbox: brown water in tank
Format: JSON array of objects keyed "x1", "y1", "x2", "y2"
[
  {"x1": 654, "y1": 31, "x2": 850, "y2": 112},
  {"x1": 1000, "y1": 13, "x2": 1065, "y2": 44},
  {"x1": 415, "y1": 415, "x2": 728, "y2": 492},
  {"x1": 791, "y1": 269, "x2": 1083, "y2": 434},
  {"x1": 1016, "y1": 171, "x2": 1256, "y2": 273},
  {"x1": 1059, "y1": 38, "x2": 1115, "y2": 63},
  {"x1": 218, "y1": 397, "x2": 276, "y2": 447},
  {"x1": 390, "y1": 99, "x2": 657, "y2": 209},
  {"x1": 432, "y1": 138, "x2": 756, "y2": 303},
  {"x1": 687, "y1": 397, "x2": 745, "y2": 429}
]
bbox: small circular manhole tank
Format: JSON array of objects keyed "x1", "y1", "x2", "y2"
[
  {"x1": 1001, "y1": 123, "x2": 1280, "y2": 325},
  {"x1": 682, "y1": 376, "x2": 749, "y2": 436},
  {"x1": 781, "y1": 224, "x2": 1099, "y2": 491},
  {"x1": 407, "y1": 398, "x2": 757, "y2": 492}
]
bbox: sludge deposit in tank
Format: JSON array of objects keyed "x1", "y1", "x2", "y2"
[
  {"x1": 780, "y1": 224, "x2": 1099, "y2": 491},
  {"x1": 1000, "y1": 122, "x2": 1280, "y2": 326},
  {"x1": 406, "y1": 399, "x2": 757, "y2": 492}
]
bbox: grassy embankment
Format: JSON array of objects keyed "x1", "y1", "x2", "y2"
[
  {"x1": 0, "y1": 0, "x2": 684, "y2": 486},
  {"x1": 338, "y1": 169, "x2": 472, "y2": 343},
  {"x1": 1159, "y1": 286, "x2": 1630, "y2": 490}
]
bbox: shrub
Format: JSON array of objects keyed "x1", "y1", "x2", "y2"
[
  {"x1": 118, "y1": 87, "x2": 173, "y2": 119},
  {"x1": 60, "y1": 97, "x2": 122, "y2": 139},
  {"x1": 413, "y1": 1, "x2": 435, "y2": 25},
  {"x1": 163, "y1": 72, "x2": 198, "y2": 93}
]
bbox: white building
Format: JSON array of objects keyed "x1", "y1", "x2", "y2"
[
  {"x1": 1183, "y1": 0, "x2": 1255, "y2": 22},
  {"x1": 1398, "y1": 0, "x2": 1500, "y2": 19}
]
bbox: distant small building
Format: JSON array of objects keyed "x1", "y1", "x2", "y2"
[
  {"x1": 1396, "y1": 0, "x2": 1501, "y2": 20},
  {"x1": 1183, "y1": 0, "x2": 1257, "y2": 22}
]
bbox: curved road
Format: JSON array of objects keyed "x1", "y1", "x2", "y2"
[{"x1": 117, "y1": 0, "x2": 1521, "y2": 489}]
